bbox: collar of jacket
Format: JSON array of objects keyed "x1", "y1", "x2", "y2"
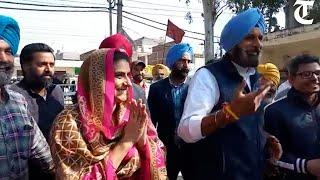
[{"x1": 287, "y1": 87, "x2": 320, "y2": 108}]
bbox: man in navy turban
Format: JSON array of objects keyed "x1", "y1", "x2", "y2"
[
  {"x1": 178, "y1": 8, "x2": 282, "y2": 180},
  {"x1": 148, "y1": 43, "x2": 193, "y2": 180},
  {"x1": 0, "y1": 15, "x2": 20, "y2": 86}
]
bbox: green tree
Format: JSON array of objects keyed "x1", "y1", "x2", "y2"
[
  {"x1": 181, "y1": 0, "x2": 285, "y2": 61},
  {"x1": 310, "y1": 0, "x2": 320, "y2": 24},
  {"x1": 181, "y1": 0, "x2": 228, "y2": 61},
  {"x1": 227, "y1": 0, "x2": 286, "y2": 32}
]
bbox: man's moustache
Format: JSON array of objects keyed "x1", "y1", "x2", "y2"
[
  {"x1": 0, "y1": 62, "x2": 14, "y2": 69},
  {"x1": 243, "y1": 48, "x2": 261, "y2": 55},
  {"x1": 41, "y1": 74, "x2": 53, "y2": 78}
]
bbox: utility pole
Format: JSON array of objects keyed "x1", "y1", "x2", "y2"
[
  {"x1": 202, "y1": 0, "x2": 215, "y2": 62},
  {"x1": 107, "y1": 0, "x2": 114, "y2": 35},
  {"x1": 117, "y1": 0, "x2": 123, "y2": 33}
]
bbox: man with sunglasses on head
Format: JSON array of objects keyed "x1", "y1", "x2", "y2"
[{"x1": 265, "y1": 54, "x2": 320, "y2": 179}]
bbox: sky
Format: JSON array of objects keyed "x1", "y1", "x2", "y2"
[{"x1": 0, "y1": 0, "x2": 285, "y2": 55}]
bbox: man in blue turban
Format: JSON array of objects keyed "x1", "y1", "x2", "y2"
[
  {"x1": 148, "y1": 43, "x2": 193, "y2": 180},
  {"x1": 0, "y1": 15, "x2": 54, "y2": 179},
  {"x1": 165, "y1": 43, "x2": 193, "y2": 69},
  {"x1": 178, "y1": 8, "x2": 282, "y2": 180},
  {"x1": 0, "y1": 15, "x2": 20, "y2": 86},
  {"x1": 0, "y1": 15, "x2": 20, "y2": 55}
]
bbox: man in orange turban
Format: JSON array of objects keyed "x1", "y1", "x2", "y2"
[
  {"x1": 152, "y1": 64, "x2": 170, "y2": 83},
  {"x1": 257, "y1": 63, "x2": 280, "y2": 101}
]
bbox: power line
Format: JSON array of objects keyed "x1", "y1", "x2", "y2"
[
  {"x1": 2, "y1": 1, "x2": 202, "y2": 18},
  {"x1": 1, "y1": 5, "x2": 206, "y2": 41},
  {"x1": 122, "y1": 14, "x2": 204, "y2": 41},
  {"x1": 23, "y1": 26, "x2": 104, "y2": 32},
  {"x1": 2, "y1": 1, "x2": 202, "y2": 13},
  {"x1": 0, "y1": 1, "x2": 106, "y2": 9},
  {"x1": 23, "y1": 30, "x2": 102, "y2": 38},
  {"x1": 122, "y1": 15, "x2": 165, "y2": 32},
  {"x1": 123, "y1": 5, "x2": 202, "y2": 13},
  {"x1": 2, "y1": 0, "x2": 204, "y2": 18},
  {"x1": 123, "y1": 11, "x2": 216, "y2": 37},
  {"x1": 122, "y1": 26, "x2": 143, "y2": 37},
  {"x1": 1, "y1": 2, "x2": 204, "y2": 36},
  {"x1": 125, "y1": 0, "x2": 202, "y2": 11},
  {"x1": 7, "y1": 0, "x2": 74, "y2": 6},
  {"x1": 20, "y1": 36, "x2": 99, "y2": 42},
  {"x1": 50, "y1": 0, "x2": 106, "y2": 5},
  {"x1": 10, "y1": 0, "x2": 105, "y2": 7},
  {"x1": 14, "y1": 0, "x2": 201, "y2": 11},
  {"x1": 0, "y1": 6, "x2": 108, "y2": 12},
  {"x1": 123, "y1": 11, "x2": 167, "y2": 25},
  {"x1": 123, "y1": 11, "x2": 203, "y2": 18}
]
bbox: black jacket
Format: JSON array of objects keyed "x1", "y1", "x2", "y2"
[
  {"x1": 184, "y1": 59, "x2": 266, "y2": 180},
  {"x1": 265, "y1": 88, "x2": 320, "y2": 180},
  {"x1": 148, "y1": 77, "x2": 188, "y2": 148}
]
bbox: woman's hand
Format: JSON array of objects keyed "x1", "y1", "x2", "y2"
[
  {"x1": 136, "y1": 100, "x2": 148, "y2": 149},
  {"x1": 122, "y1": 99, "x2": 146, "y2": 144},
  {"x1": 137, "y1": 111, "x2": 148, "y2": 148}
]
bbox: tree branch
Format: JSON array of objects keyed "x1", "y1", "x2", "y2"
[
  {"x1": 217, "y1": 3, "x2": 228, "y2": 14},
  {"x1": 216, "y1": 0, "x2": 223, "y2": 6},
  {"x1": 216, "y1": 9, "x2": 224, "y2": 20}
]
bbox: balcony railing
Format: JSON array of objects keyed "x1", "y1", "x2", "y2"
[{"x1": 264, "y1": 23, "x2": 320, "y2": 42}]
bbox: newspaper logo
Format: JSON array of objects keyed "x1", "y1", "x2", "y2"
[{"x1": 294, "y1": 0, "x2": 314, "y2": 25}]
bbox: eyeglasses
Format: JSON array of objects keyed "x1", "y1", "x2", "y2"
[{"x1": 296, "y1": 70, "x2": 320, "y2": 79}]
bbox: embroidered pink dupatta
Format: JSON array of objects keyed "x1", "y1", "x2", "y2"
[{"x1": 50, "y1": 49, "x2": 166, "y2": 180}]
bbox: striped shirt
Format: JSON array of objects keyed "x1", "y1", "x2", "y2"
[{"x1": 0, "y1": 87, "x2": 54, "y2": 179}]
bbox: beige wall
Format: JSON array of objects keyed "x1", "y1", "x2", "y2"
[{"x1": 261, "y1": 23, "x2": 320, "y2": 70}]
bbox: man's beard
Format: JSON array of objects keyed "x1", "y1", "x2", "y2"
[
  {"x1": 133, "y1": 74, "x2": 143, "y2": 83},
  {"x1": 171, "y1": 67, "x2": 189, "y2": 80},
  {"x1": 0, "y1": 62, "x2": 14, "y2": 86},
  {"x1": 27, "y1": 73, "x2": 53, "y2": 90},
  {"x1": 234, "y1": 46, "x2": 260, "y2": 68}
]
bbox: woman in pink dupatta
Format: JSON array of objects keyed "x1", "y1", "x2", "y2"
[{"x1": 50, "y1": 48, "x2": 167, "y2": 180}]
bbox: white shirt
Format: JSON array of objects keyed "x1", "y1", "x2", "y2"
[
  {"x1": 177, "y1": 62, "x2": 255, "y2": 143},
  {"x1": 275, "y1": 80, "x2": 291, "y2": 96}
]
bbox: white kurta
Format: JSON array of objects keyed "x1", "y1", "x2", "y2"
[{"x1": 177, "y1": 62, "x2": 255, "y2": 143}]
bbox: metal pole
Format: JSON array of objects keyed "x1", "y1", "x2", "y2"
[
  {"x1": 116, "y1": 0, "x2": 123, "y2": 33},
  {"x1": 108, "y1": 0, "x2": 113, "y2": 35},
  {"x1": 162, "y1": 36, "x2": 167, "y2": 64}
]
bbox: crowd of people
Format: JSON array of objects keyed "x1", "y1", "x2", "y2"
[{"x1": 0, "y1": 7, "x2": 320, "y2": 180}]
